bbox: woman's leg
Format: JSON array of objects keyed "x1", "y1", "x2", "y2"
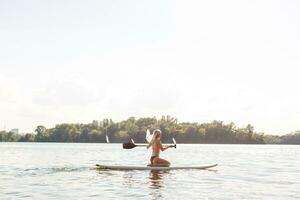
[{"x1": 153, "y1": 157, "x2": 170, "y2": 167}]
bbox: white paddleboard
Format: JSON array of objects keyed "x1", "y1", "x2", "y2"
[{"x1": 96, "y1": 164, "x2": 217, "y2": 170}]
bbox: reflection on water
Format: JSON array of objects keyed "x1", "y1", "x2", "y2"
[
  {"x1": 148, "y1": 170, "x2": 166, "y2": 189},
  {"x1": 148, "y1": 170, "x2": 169, "y2": 200}
]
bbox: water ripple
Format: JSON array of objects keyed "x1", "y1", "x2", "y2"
[{"x1": 0, "y1": 143, "x2": 299, "y2": 200}]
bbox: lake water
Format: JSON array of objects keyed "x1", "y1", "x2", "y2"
[{"x1": 0, "y1": 143, "x2": 299, "y2": 200}]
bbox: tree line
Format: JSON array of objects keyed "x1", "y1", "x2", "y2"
[{"x1": 0, "y1": 116, "x2": 299, "y2": 144}]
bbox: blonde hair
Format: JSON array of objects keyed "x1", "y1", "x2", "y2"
[
  {"x1": 150, "y1": 129, "x2": 161, "y2": 144},
  {"x1": 153, "y1": 129, "x2": 161, "y2": 135}
]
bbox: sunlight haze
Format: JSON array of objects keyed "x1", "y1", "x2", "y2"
[{"x1": 1, "y1": 0, "x2": 300, "y2": 134}]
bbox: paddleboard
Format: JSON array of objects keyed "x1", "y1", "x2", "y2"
[{"x1": 95, "y1": 164, "x2": 217, "y2": 170}]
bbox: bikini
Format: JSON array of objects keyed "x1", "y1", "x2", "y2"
[{"x1": 150, "y1": 152, "x2": 159, "y2": 164}]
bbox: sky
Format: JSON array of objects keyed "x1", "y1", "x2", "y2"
[{"x1": 0, "y1": 0, "x2": 300, "y2": 134}]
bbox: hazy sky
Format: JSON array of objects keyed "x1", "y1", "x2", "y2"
[{"x1": 1, "y1": 0, "x2": 300, "y2": 134}]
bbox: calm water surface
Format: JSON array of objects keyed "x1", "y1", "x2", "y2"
[{"x1": 0, "y1": 143, "x2": 299, "y2": 199}]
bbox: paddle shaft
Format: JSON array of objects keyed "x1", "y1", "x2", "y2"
[
  {"x1": 123, "y1": 142, "x2": 176, "y2": 149},
  {"x1": 134, "y1": 144, "x2": 175, "y2": 147},
  {"x1": 133, "y1": 144, "x2": 147, "y2": 147}
]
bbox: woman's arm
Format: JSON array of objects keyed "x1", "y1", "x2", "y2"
[
  {"x1": 159, "y1": 142, "x2": 172, "y2": 151},
  {"x1": 147, "y1": 141, "x2": 152, "y2": 149}
]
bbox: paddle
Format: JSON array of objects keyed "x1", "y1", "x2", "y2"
[
  {"x1": 123, "y1": 143, "x2": 148, "y2": 149},
  {"x1": 122, "y1": 137, "x2": 177, "y2": 149}
]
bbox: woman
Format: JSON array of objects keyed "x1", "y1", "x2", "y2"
[{"x1": 147, "y1": 129, "x2": 173, "y2": 167}]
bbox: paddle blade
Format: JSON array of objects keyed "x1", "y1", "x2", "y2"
[
  {"x1": 123, "y1": 143, "x2": 136, "y2": 149},
  {"x1": 131, "y1": 138, "x2": 135, "y2": 144}
]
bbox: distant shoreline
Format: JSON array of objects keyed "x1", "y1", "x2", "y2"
[
  {"x1": 1, "y1": 116, "x2": 299, "y2": 144},
  {"x1": 1, "y1": 141, "x2": 299, "y2": 145}
]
